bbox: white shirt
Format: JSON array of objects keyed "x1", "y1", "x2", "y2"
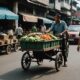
[
  {"x1": 15, "y1": 27, "x2": 23, "y2": 36},
  {"x1": 41, "y1": 25, "x2": 46, "y2": 33},
  {"x1": 7, "y1": 29, "x2": 14, "y2": 36}
]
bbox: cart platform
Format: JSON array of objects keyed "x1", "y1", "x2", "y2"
[{"x1": 20, "y1": 39, "x2": 61, "y2": 51}]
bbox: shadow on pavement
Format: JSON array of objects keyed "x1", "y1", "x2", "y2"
[{"x1": 0, "y1": 66, "x2": 58, "y2": 80}]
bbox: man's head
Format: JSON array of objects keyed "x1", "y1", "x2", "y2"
[{"x1": 54, "y1": 13, "x2": 61, "y2": 23}]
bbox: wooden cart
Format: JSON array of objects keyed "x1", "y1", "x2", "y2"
[
  {"x1": 20, "y1": 39, "x2": 66, "y2": 71},
  {"x1": 0, "y1": 35, "x2": 18, "y2": 54}
]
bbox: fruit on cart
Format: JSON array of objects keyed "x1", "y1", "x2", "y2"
[
  {"x1": 28, "y1": 32, "x2": 42, "y2": 36},
  {"x1": 20, "y1": 36, "x2": 29, "y2": 41},
  {"x1": 13, "y1": 36, "x2": 18, "y2": 43},
  {"x1": 48, "y1": 34, "x2": 58, "y2": 40},
  {"x1": 39, "y1": 34, "x2": 52, "y2": 40},
  {"x1": 0, "y1": 40, "x2": 4, "y2": 45},
  {"x1": 0, "y1": 33, "x2": 8, "y2": 40},
  {"x1": 28, "y1": 36, "x2": 36, "y2": 42},
  {"x1": 20, "y1": 33, "x2": 59, "y2": 42},
  {"x1": 20, "y1": 35, "x2": 43, "y2": 42},
  {"x1": 33, "y1": 35, "x2": 43, "y2": 41}
]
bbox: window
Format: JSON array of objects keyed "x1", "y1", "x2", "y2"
[
  {"x1": 65, "y1": 0, "x2": 69, "y2": 4},
  {"x1": 61, "y1": 0, "x2": 64, "y2": 1},
  {"x1": 49, "y1": 0, "x2": 54, "y2": 3}
]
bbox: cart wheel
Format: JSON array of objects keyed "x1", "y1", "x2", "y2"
[
  {"x1": 21, "y1": 52, "x2": 31, "y2": 71},
  {"x1": 14, "y1": 44, "x2": 19, "y2": 52},
  {"x1": 55, "y1": 53, "x2": 63, "y2": 71},
  {"x1": 6, "y1": 45, "x2": 11, "y2": 54}
]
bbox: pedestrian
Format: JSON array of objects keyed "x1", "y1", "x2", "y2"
[
  {"x1": 15, "y1": 24, "x2": 23, "y2": 39},
  {"x1": 38, "y1": 19, "x2": 46, "y2": 33},
  {"x1": 31, "y1": 24, "x2": 37, "y2": 32},
  {"x1": 7, "y1": 29, "x2": 14, "y2": 36},
  {"x1": 77, "y1": 32, "x2": 80, "y2": 51},
  {"x1": 41, "y1": 23, "x2": 46, "y2": 33},
  {"x1": 46, "y1": 13, "x2": 68, "y2": 67},
  {"x1": 7, "y1": 29, "x2": 14, "y2": 39}
]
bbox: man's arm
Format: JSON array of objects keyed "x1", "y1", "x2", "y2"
[
  {"x1": 60, "y1": 21, "x2": 68, "y2": 35},
  {"x1": 46, "y1": 28, "x2": 52, "y2": 33},
  {"x1": 46, "y1": 22, "x2": 54, "y2": 33}
]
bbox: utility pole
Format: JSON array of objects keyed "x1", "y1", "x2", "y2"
[{"x1": 71, "y1": 0, "x2": 73, "y2": 24}]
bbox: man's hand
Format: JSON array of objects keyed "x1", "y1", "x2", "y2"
[
  {"x1": 45, "y1": 28, "x2": 51, "y2": 33},
  {"x1": 59, "y1": 33, "x2": 63, "y2": 36}
]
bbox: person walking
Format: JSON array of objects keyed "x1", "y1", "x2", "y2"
[
  {"x1": 77, "y1": 32, "x2": 80, "y2": 51},
  {"x1": 38, "y1": 19, "x2": 46, "y2": 33},
  {"x1": 46, "y1": 13, "x2": 68, "y2": 67},
  {"x1": 31, "y1": 24, "x2": 38, "y2": 32},
  {"x1": 15, "y1": 24, "x2": 23, "y2": 39},
  {"x1": 41, "y1": 23, "x2": 46, "y2": 33}
]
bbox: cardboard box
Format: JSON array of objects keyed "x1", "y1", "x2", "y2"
[
  {"x1": 0, "y1": 34, "x2": 8, "y2": 40},
  {"x1": 0, "y1": 40, "x2": 4, "y2": 45}
]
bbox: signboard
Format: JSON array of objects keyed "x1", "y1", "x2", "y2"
[{"x1": 30, "y1": 0, "x2": 49, "y2": 6}]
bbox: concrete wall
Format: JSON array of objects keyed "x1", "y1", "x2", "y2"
[
  {"x1": 13, "y1": 2, "x2": 18, "y2": 28},
  {"x1": 55, "y1": 0, "x2": 61, "y2": 10}
]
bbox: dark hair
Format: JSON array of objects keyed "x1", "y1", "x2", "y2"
[{"x1": 55, "y1": 13, "x2": 61, "y2": 18}]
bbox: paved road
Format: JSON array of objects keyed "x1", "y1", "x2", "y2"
[{"x1": 0, "y1": 45, "x2": 80, "y2": 80}]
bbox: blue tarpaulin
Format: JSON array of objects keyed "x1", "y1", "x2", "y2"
[
  {"x1": 0, "y1": 13, "x2": 5, "y2": 19},
  {"x1": 0, "y1": 7, "x2": 18, "y2": 20},
  {"x1": 39, "y1": 17, "x2": 53, "y2": 24}
]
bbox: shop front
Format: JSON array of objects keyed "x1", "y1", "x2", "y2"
[
  {"x1": 19, "y1": 12, "x2": 38, "y2": 34},
  {"x1": 0, "y1": 7, "x2": 18, "y2": 32},
  {"x1": 0, "y1": 7, "x2": 19, "y2": 54}
]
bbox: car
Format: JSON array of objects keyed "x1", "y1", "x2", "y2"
[{"x1": 68, "y1": 25, "x2": 80, "y2": 44}]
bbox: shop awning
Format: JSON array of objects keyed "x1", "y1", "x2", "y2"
[
  {"x1": 38, "y1": 17, "x2": 53, "y2": 24},
  {"x1": 20, "y1": 13, "x2": 38, "y2": 22},
  {"x1": 0, "y1": 7, "x2": 18, "y2": 20},
  {"x1": 0, "y1": 13, "x2": 5, "y2": 19}
]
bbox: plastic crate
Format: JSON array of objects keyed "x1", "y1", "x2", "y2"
[
  {"x1": 20, "y1": 39, "x2": 61, "y2": 51},
  {"x1": 50, "y1": 39, "x2": 61, "y2": 48},
  {"x1": 20, "y1": 41, "x2": 50, "y2": 50}
]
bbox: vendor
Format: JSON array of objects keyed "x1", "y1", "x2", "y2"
[
  {"x1": 46, "y1": 13, "x2": 68, "y2": 67},
  {"x1": 15, "y1": 24, "x2": 23, "y2": 39}
]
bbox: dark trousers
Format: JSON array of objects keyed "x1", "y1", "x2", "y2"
[{"x1": 61, "y1": 36, "x2": 68, "y2": 62}]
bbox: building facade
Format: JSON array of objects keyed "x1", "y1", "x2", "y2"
[
  {"x1": 48, "y1": 0, "x2": 78, "y2": 25},
  {"x1": 18, "y1": 0, "x2": 49, "y2": 31},
  {"x1": 0, "y1": 0, "x2": 19, "y2": 29}
]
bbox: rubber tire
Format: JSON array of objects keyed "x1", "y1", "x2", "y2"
[
  {"x1": 21, "y1": 52, "x2": 31, "y2": 71},
  {"x1": 6, "y1": 45, "x2": 11, "y2": 54},
  {"x1": 55, "y1": 53, "x2": 63, "y2": 71}
]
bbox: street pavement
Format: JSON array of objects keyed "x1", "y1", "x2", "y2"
[{"x1": 0, "y1": 45, "x2": 80, "y2": 80}]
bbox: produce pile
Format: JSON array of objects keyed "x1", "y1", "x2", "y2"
[
  {"x1": 0, "y1": 33, "x2": 18, "y2": 45},
  {"x1": 20, "y1": 33, "x2": 58, "y2": 42}
]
